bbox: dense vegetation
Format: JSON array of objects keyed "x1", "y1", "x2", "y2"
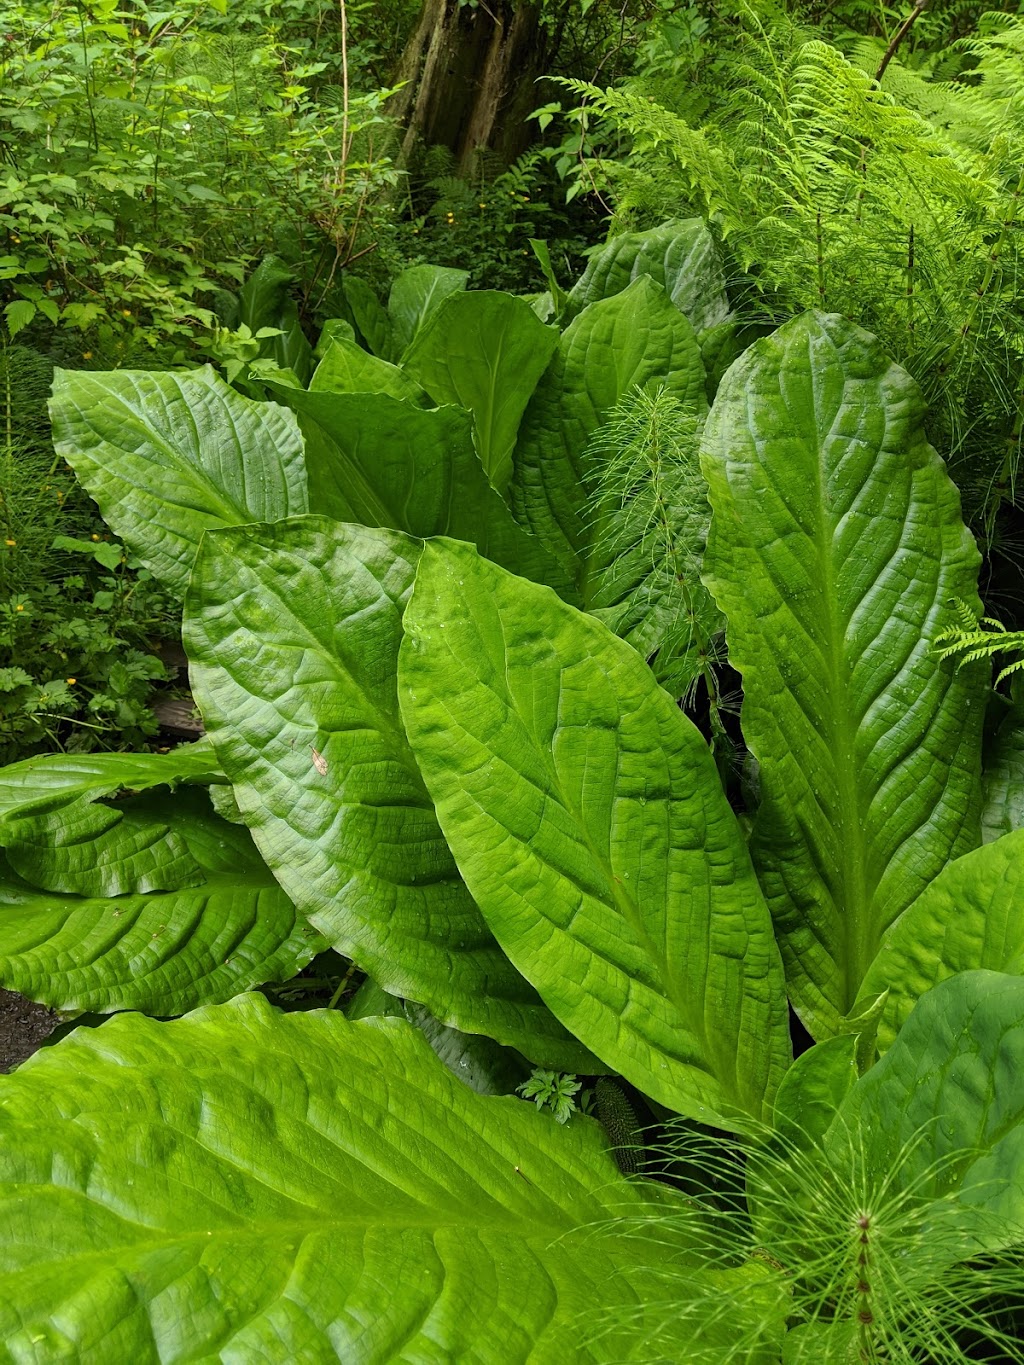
[{"x1": 2, "y1": 1, "x2": 1024, "y2": 1360}]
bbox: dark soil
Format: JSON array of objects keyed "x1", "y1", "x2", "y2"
[{"x1": 0, "y1": 989, "x2": 60, "y2": 1073}]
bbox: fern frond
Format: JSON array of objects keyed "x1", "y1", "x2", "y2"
[{"x1": 934, "y1": 597, "x2": 1024, "y2": 684}]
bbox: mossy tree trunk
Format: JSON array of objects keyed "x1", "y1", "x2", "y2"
[{"x1": 390, "y1": 0, "x2": 564, "y2": 171}]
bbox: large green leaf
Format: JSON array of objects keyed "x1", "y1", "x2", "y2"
[
  {"x1": 185, "y1": 517, "x2": 589, "y2": 1068},
  {"x1": 0, "y1": 791, "x2": 320, "y2": 1013},
  {"x1": 402, "y1": 289, "x2": 558, "y2": 492},
  {"x1": 564, "y1": 219, "x2": 730, "y2": 333},
  {"x1": 701, "y1": 311, "x2": 985, "y2": 1037},
  {"x1": 387, "y1": 262, "x2": 469, "y2": 358},
  {"x1": 0, "y1": 996, "x2": 749, "y2": 1363},
  {"x1": 830, "y1": 971, "x2": 1024, "y2": 1251},
  {"x1": 48, "y1": 368, "x2": 307, "y2": 594},
  {"x1": 0, "y1": 744, "x2": 221, "y2": 897},
  {"x1": 981, "y1": 695, "x2": 1024, "y2": 843},
  {"x1": 309, "y1": 336, "x2": 427, "y2": 403},
  {"x1": 399, "y1": 538, "x2": 791, "y2": 1126},
  {"x1": 269, "y1": 385, "x2": 574, "y2": 595},
  {"x1": 859, "y1": 830, "x2": 1024, "y2": 1048},
  {"x1": 510, "y1": 276, "x2": 707, "y2": 588}
]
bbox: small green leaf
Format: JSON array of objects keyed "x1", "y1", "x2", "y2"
[{"x1": 3, "y1": 299, "x2": 35, "y2": 338}]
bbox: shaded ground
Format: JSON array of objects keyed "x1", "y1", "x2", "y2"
[{"x1": 0, "y1": 989, "x2": 59, "y2": 1073}]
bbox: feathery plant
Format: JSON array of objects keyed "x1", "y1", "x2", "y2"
[
  {"x1": 583, "y1": 1120, "x2": 1024, "y2": 1363},
  {"x1": 557, "y1": 4, "x2": 1024, "y2": 534},
  {"x1": 935, "y1": 597, "x2": 1024, "y2": 686},
  {"x1": 582, "y1": 384, "x2": 726, "y2": 728}
]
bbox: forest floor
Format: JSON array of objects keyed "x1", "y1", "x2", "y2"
[{"x1": 0, "y1": 989, "x2": 59, "y2": 1072}]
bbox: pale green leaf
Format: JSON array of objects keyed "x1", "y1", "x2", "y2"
[
  {"x1": 403, "y1": 290, "x2": 558, "y2": 492},
  {"x1": 860, "y1": 830, "x2": 1024, "y2": 1049},
  {"x1": 48, "y1": 368, "x2": 307, "y2": 594},
  {"x1": 0, "y1": 743, "x2": 220, "y2": 831},
  {"x1": 0, "y1": 997, "x2": 727, "y2": 1362},
  {"x1": 701, "y1": 312, "x2": 985, "y2": 1037},
  {"x1": 0, "y1": 792, "x2": 320, "y2": 1013},
  {"x1": 399, "y1": 538, "x2": 790, "y2": 1126},
  {"x1": 185, "y1": 517, "x2": 591, "y2": 1068}
]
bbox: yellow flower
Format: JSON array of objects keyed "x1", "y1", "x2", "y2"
[
  {"x1": 478, "y1": 202, "x2": 487, "y2": 208},
  {"x1": 15, "y1": 604, "x2": 23, "y2": 611},
  {"x1": 82, "y1": 351, "x2": 92, "y2": 360},
  {"x1": 66, "y1": 677, "x2": 76, "y2": 685},
  {"x1": 4, "y1": 538, "x2": 14, "y2": 546},
  {"x1": 91, "y1": 534, "x2": 100, "y2": 542},
  {"x1": 121, "y1": 309, "x2": 132, "y2": 318}
]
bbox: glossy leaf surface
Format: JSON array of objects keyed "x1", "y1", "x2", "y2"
[
  {"x1": 186, "y1": 518, "x2": 589, "y2": 1067},
  {"x1": 702, "y1": 311, "x2": 985, "y2": 1036},
  {"x1": 399, "y1": 539, "x2": 790, "y2": 1125},
  {"x1": 981, "y1": 698, "x2": 1024, "y2": 843},
  {"x1": 0, "y1": 997, "x2": 714, "y2": 1362},
  {"x1": 48, "y1": 368, "x2": 307, "y2": 593},
  {"x1": 0, "y1": 792, "x2": 318, "y2": 1013},
  {"x1": 403, "y1": 290, "x2": 558, "y2": 491},
  {"x1": 0, "y1": 744, "x2": 222, "y2": 896}
]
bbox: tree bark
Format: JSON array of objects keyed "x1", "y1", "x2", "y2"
[{"x1": 390, "y1": 0, "x2": 553, "y2": 171}]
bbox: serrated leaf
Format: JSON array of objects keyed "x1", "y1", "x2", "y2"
[
  {"x1": 185, "y1": 517, "x2": 590, "y2": 1069},
  {"x1": 3, "y1": 298, "x2": 35, "y2": 338},
  {"x1": 701, "y1": 312, "x2": 985, "y2": 1037},
  {"x1": 403, "y1": 289, "x2": 558, "y2": 492},
  {"x1": 399, "y1": 539, "x2": 790, "y2": 1127},
  {"x1": 565, "y1": 219, "x2": 730, "y2": 332},
  {"x1": 510, "y1": 276, "x2": 707, "y2": 589},
  {"x1": 48, "y1": 368, "x2": 307, "y2": 594},
  {"x1": 0, "y1": 792, "x2": 320, "y2": 1013},
  {"x1": 0, "y1": 997, "x2": 739, "y2": 1362},
  {"x1": 859, "y1": 830, "x2": 1024, "y2": 1049}
]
